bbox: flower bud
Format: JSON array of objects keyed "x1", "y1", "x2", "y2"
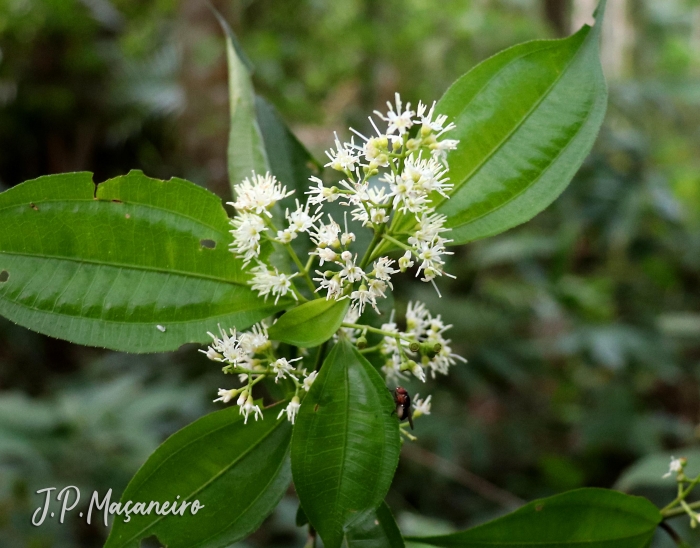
[{"x1": 356, "y1": 336, "x2": 368, "y2": 349}]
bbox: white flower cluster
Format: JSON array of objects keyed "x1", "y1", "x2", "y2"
[
  {"x1": 204, "y1": 93, "x2": 466, "y2": 428},
  {"x1": 226, "y1": 93, "x2": 459, "y2": 315},
  {"x1": 379, "y1": 301, "x2": 466, "y2": 384},
  {"x1": 202, "y1": 323, "x2": 317, "y2": 424}
]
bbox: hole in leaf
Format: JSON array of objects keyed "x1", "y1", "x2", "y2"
[
  {"x1": 200, "y1": 239, "x2": 216, "y2": 249},
  {"x1": 0, "y1": 270, "x2": 9, "y2": 283}
]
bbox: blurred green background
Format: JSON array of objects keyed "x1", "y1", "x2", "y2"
[{"x1": 1, "y1": 0, "x2": 700, "y2": 546}]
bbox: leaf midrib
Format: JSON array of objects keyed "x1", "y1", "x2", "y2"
[
  {"x1": 0, "y1": 250, "x2": 247, "y2": 287},
  {"x1": 436, "y1": 30, "x2": 588, "y2": 210}
]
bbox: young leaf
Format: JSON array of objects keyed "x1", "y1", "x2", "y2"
[
  {"x1": 105, "y1": 403, "x2": 292, "y2": 548},
  {"x1": 0, "y1": 171, "x2": 288, "y2": 352},
  {"x1": 268, "y1": 299, "x2": 350, "y2": 348},
  {"x1": 214, "y1": 11, "x2": 269, "y2": 191},
  {"x1": 291, "y1": 339, "x2": 401, "y2": 548},
  {"x1": 435, "y1": 1, "x2": 608, "y2": 245},
  {"x1": 255, "y1": 95, "x2": 321, "y2": 196},
  {"x1": 408, "y1": 488, "x2": 661, "y2": 548},
  {"x1": 346, "y1": 502, "x2": 405, "y2": 548}
]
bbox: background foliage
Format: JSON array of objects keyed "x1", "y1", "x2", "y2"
[{"x1": 1, "y1": 0, "x2": 700, "y2": 546}]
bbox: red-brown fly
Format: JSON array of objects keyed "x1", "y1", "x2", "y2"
[{"x1": 393, "y1": 386, "x2": 414, "y2": 430}]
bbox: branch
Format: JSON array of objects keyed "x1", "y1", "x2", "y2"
[{"x1": 401, "y1": 444, "x2": 524, "y2": 509}]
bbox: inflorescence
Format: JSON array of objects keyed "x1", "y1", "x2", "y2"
[{"x1": 202, "y1": 93, "x2": 466, "y2": 426}]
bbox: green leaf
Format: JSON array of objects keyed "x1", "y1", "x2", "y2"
[
  {"x1": 214, "y1": 12, "x2": 269, "y2": 191},
  {"x1": 615, "y1": 449, "x2": 700, "y2": 492},
  {"x1": 346, "y1": 502, "x2": 405, "y2": 548},
  {"x1": 268, "y1": 299, "x2": 350, "y2": 348},
  {"x1": 408, "y1": 488, "x2": 661, "y2": 548},
  {"x1": 255, "y1": 95, "x2": 321, "y2": 195},
  {"x1": 291, "y1": 339, "x2": 401, "y2": 548},
  {"x1": 435, "y1": 2, "x2": 608, "y2": 244},
  {"x1": 105, "y1": 403, "x2": 292, "y2": 548},
  {"x1": 0, "y1": 171, "x2": 288, "y2": 352}
]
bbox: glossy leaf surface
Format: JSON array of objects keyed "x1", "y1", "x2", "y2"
[
  {"x1": 346, "y1": 502, "x2": 405, "y2": 548},
  {"x1": 256, "y1": 95, "x2": 320, "y2": 195},
  {"x1": 215, "y1": 12, "x2": 269, "y2": 191},
  {"x1": 105, "y1": 404, "x2": 292, "y2": 548},
  {"x1": 291, "y1": 339, "x2": 401, "y2": 548},
  {"x1": 408, "y1": 488, "x2": 661, "y2": 548},
  {"x1": 0, "y1": 171, "x2": 286, "y2": 352},
  {"x1": 435, "y1": 3, "x2": 608, "y2": 244},
  {"x1": 268, "y1": 299, "x2": 349, "y2": 348}
]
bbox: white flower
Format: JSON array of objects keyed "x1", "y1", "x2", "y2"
[
  {"x1": 229, "y1": 212, "x2": 267, "y2": 265},
  {"x1": 339, "y1": 255, "x2": 365, "y2": 283},
  {"x1": 229, "y1": 172, "x2": 293, "y2": 216},
  {"x1": 374, "y1": 93, "x2": 415, "y2": 136},
  {"x1": 311, "y1": 216, "x2": 341, "y2": 248},
  {"x1": 373, "y1": 257, "x2": 398, "y2": 282},
  {"x1": 382, "y1": 353, "x2": 408, "y2": 385},
  {"x1": 316, "y1": 247, "x2": 338, "y2": 266},
  {"x1": 412, "y1": 394, "x2": 432, "y2": 415},
  {"x1": 286, "y1": 199, "x2": 321, "y2": 235},
  {"x1": 341, "y1": 231, "x2": 356, "y2": 246},
  {"x1": 202, "y1": 325, "x2": 250, "y2": 367},
  {"x1": 313, "y1": 271, "x2": 345, "y2": 301},
  {"x1": 277, "y1": 396, "x2": 301, "y2": 424},
  {"x1": 272, "y1": 356, "x2": 302, "y2": 382},
  {"x1": 238, "y1": 323, "x2": 269, "y2": 354},
  {"x1": 406, "y1": 301, "x2": 431, "y2": 338},
  {"x1": 398, "y1": 250, "x2": 414, "y2": 272},
  {"x1": 213, "y1": 388, "x2": 237, "y2": 404},
  {"x1": 240, "y1": 394, "x2": 264, "y2": 424},
  {"x1": 250, "y1": 264, "x2": 298, "y2": 304},
  {"x1": 325, "y1": 133, "x2": 360, "y2": 172},
  {"x1": 368, "y1": 278, "x2": 388, "y2": 301},
  {"x1": 415, "y1": 101, "x2": 454, "y2": 135},
  {"x1": 306, "y1": 176, "x2": 339, "y2": 204},
  {"x1": 350, "y1": 284, "x2": 377, "y2": 315},
  {"x1": 663, "y1": 457, "x2": 686, "y2": 478},
  {"x1": 303, "y1": 371, "x2": 318, "y2": 391}
]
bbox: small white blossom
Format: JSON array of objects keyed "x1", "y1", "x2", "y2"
[
  {"x1": 201, "y1": 325, "x2": 249, "y2": 367},
  {"x1": 229, "y1": 212, "x2": 267, "y2": 265},
  {"x1": 311, "y1": 216, "x2": 342, "y2": 248},
  {"x1": 303, "y1": 371, "x2": 318, "y2": 391},
  {"x1": 240, "y1": 394, "x2": 264, "y2": 424},
  {"x1": 325, "y1": 133, "x2": 360, "y2": 172},
  {"x1": 374, "y1": 93, "x2": 415, "y2": 136},
  {"x1": 412, "y1": 394, "x2": 432, "y2": 415},
  {"x1": 238, "y1": 323, "x2": 269, "y2": 354},
  {"x1": 277, "y1": 397, "x2": 301, "y2": 424},
  {"x1": 316, "y1": 247, "x2": 338, "y2": 266},
  {"x1": 351, "y1": 284, "x2": 377, "y2": 315},
  {"x1": 373, "y1": 257, "x2": 398, "y2": 282},
  {"x1": 664, "y1": 457, "x2": 686, "y2": 478},
  {"x1": 313, "y1": 271, "x2": 345, "y2": 301},
  {"x1": 229, "y1": 172, "x2": 293, "y2": 217},
  {"x1": 272, "y1": 356, "x2": 302, "y2": 382},
  {"x1": 398, "y1": 250, "x2": 414, "y2": 272},
  {"x1": 306, "y1": 176, "x2": 339, "y2": 205},
  {"x1": 250, "y1": 264, "x2": 298, "y2": 304},
  {"x1": 213, "y1": 388, "x2": 237, "y2": 404}
]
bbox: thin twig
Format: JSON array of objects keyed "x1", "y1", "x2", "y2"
[
  {"x1": 402, "y1": 444, "x2": 524, "y2": 509},
  {"x1": 660, "y1": 522, "x2": 686, "y2": 546}
]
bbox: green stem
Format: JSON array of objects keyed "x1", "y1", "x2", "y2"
[
  {"x1": 304, "y1": 254, "x2": 316, "y2": 274},
  {"x1": 285, "y1": 244, "x2": 317, "y2": 293},
  {"x1": 359, "y1": 344, "x2": 383, "y2": 354},
  {"x1": 341, "y1": 322, "x2": 415, "y2": 342},
  {"x1": 359, "y1": 228, "x2": 384, "y2": 269},
  {"x1": 382, "y1": 233, "x2": 412, "y2": 252},
  {"x1": 662, "y1": 499, "x2": 700, "y2": 519},
  {"x1": 662, "y1": 475, "x2": 700, "y2": 514}
]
